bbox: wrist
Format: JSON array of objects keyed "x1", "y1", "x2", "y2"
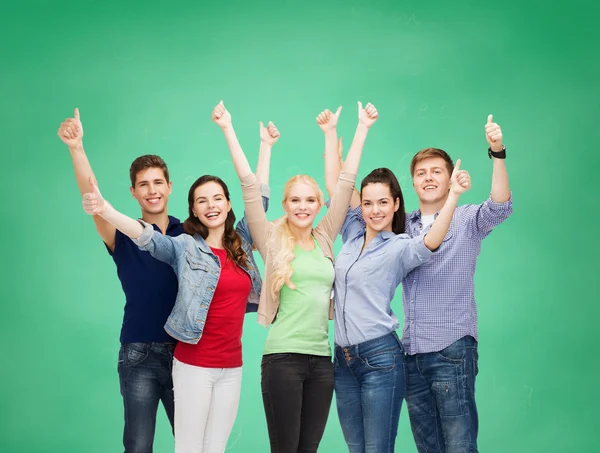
[
  {"x1": 490, "y1": 143, "x2": 504, "y2": 152},
  {"x1": 356, "y1": 123, "x2": 370, "y2": 134},
  {"x1": 324, "y1": 128, "x2": 337, "y2": 137},
  {"x1": 447, "y1": 190, "x2": 461, "y2": 202},
  {"x1": 68, "y1": 143, "x2": 84, "y2": 153}
]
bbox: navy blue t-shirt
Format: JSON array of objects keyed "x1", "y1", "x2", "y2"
[{"x1": 108, "y1": 215, "x2": 184, "y2": 343}]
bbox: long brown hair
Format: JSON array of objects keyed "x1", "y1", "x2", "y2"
[{"x1": 183, "y1": 175, "x2": 249, "y2": 269}]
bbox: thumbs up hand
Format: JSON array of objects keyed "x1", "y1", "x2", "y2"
[
  {"x1": 450, "y1": 159, "x2": 471, "y2": 195},
  {"x1": 82, "y1": 177, "x2": 109, "y2": 216},
  {"x1": 58, "y1": 108, "x2": 84, "y2": 148},
  {"x1": 485, "y1": 114, "x2": 504, "y2": 151},
  {"x1": 357, "y1": 101, "x2": 379, "y2": 128},
  {"x1": 316, "y1": 106, "x2": 343, "y2": 133},
  {"x1": 259, "y1": 121, "x2": 280, "y2": 146},
  {"x1": 212, "y1": 101, "x2": 232, "y2": 129}
]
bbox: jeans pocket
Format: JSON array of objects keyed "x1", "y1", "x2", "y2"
[
  {"x1": 364, "y1": 350, "x2": 397, "y2": 371},
  {"x1": 121, "y1": 346, "x2": 149, "y2": 368},
  {"x1": 436, "y1": 338, "x2": 467, "y2": 363}
]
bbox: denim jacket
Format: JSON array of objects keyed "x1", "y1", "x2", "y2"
[{"x1": 132, "y1": 187, "x2": 269, "y2": 344}]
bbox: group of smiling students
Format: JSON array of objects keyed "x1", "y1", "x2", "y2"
[{"x1": 59, "y1": 100, "x2": 512, "y2": 453}]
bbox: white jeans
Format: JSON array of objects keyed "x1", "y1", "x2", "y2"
[{"x1": 172, "y1": 358, "x2": 243, "y2": 453}]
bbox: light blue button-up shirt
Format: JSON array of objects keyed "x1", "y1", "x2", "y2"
[{"x1": 333, "y1": 207, "x2": 433, "y2": 347}]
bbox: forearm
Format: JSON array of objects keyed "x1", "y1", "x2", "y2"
[
  {"x1": 222, "y1": 126, "x2": 253, "y2": 179},
  {"x1": 490, "y1": 158, "x2": 510, "y2": 202},
  {"x1": 324, "y1": 129, "x2": 340, "y2": 198},
  {"x1": 424, "y1": 192, "x2": 460, "y2": 250},
  {"x1": 342, "y1": 123, "x2": 369, "y2": 175},
  {"x1": 100, "y1": 204, "x2": 144, "y2": 239},
  {"x1": 255, "y1": 141, "x2": 272, "y2": 186},
  {"x1": 69, "y1": 145, "x2": 96, "y2": 195}
]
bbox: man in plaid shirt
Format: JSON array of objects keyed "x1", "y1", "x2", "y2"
[{"x1": 403, "y1": 115, "x2": 513, "y2": 453}]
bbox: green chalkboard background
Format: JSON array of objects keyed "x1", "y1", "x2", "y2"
[{"x1": 1, "y1": 0, "x2": 597, "y2": 451}]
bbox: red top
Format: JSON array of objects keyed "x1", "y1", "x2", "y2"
[{"x1": 174, "y1": 247, "x2": 251, "y2": 368}]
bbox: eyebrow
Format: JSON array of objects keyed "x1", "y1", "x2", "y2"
[
  {"x1": 415, "y1": 166, "x2": 444, "y2": 173},
  {"x1": 195, "y1": 194, "x2": 224, "y2": 201},
  {"x1": 137, "y1": 178, "x2": 165, "y2": 185},
  {"x1": 362, "y1": 197, "x2": 391, "y2": 202}
]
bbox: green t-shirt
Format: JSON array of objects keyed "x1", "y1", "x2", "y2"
[{"x1": 263, "y1": 238, "x2": 335, "y2": 357}]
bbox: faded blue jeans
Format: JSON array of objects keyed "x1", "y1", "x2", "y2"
[
  {"x1": 334, "y1": 332, "x2": 405, "y2": 453},
  {"x1": 405, "y1": 336, "x2": 479, "y2": 453},
  {"x1": 118, "y1": 342, "x2": 176, "y2": 453}
]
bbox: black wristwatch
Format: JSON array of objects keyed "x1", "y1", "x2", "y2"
[{"x1": 488, "y1": 145, "x2": 506, "y2": 159}]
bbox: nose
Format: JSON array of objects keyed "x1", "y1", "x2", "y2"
[{"x1": 148, "y1": 183, "x2": 157, "y2": 194}]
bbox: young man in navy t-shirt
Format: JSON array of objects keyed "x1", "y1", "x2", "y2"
[{"x1": 59, "y1": 108, "x2": 182, "y2": 453}]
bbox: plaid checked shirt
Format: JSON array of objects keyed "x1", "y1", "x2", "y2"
[{"x1": 401, "y1": 195, "x2": 513, "y2": 354}]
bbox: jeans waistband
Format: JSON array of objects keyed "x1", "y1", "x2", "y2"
[
  {"x1": 335, "y1": 331, "x2": 402, "y2": 355},
  {"x1": 121, "y1": 342, "x2": 176, "y2": 353}
]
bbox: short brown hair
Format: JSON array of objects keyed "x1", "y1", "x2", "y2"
[
  {"x1": 129, "y1": 155, "x2": 170, "y2": 187},
  {"x1": 410, "y1": 148, "x2": 454, "y2": 177}
]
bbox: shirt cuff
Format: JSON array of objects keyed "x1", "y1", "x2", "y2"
[{"x1": 414, "y1": 234, "x2": 434, "y2": 259}]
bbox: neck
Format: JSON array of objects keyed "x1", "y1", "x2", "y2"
[
  {"x1": 141, "y1": 211, "x2": 170, "y2": 234},
  {"x1": 419, "y1": 193, "x2": 448, "y2": 216},
  {"x1": 204, "y1": 225, "x2": 225, "y2": 249},
  {"x1": 289, "y1": 223, "x2": 313, "y2": 244}
]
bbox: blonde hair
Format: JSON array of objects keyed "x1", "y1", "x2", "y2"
[{"x1": 270, "y1": 175, "x2": 324, "y2": 299}]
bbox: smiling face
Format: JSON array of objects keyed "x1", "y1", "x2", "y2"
[
  {"x1": 191, "y1": 181, "x2": 231, "y2": 231},
  {"x1": 361, "y1": 182, "x2": 400, "y2": 233},
  {"x1": 130, "y1": 167, "x2": 172, "y2": 215},
  {"x1": 412, "y1": 157, "x2": 452, "y2": 205},
  {"x1": 283, "y1": 182, "x2": 322, "y2": 230}
]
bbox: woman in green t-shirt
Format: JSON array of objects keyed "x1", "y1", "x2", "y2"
[{"x1": 213, "y1": 100, "x2": 378, "y2": 453}]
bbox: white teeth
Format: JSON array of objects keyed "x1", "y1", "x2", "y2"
[
  {"x1": 147, "y1": 198, "x2": 160, "y2": 204},
  {"x1": 206, "y1": 213, "x2": 219, "y2": 218}
]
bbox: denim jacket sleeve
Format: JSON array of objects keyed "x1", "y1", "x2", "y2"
[
  {"x1": 131, "y1": 220, "x2": 182, "y2": 267},
  {"x1": 237, "y1": 183, "x2": 270, "y2": 244}
]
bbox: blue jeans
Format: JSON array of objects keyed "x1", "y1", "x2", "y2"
[
  {"x1": 405, "y1": 336, "x2": 479, "y2": 453},
  {"x1": 118, "y1": 342, "x2": 176, "y2": 453},
  {"x1": 334, "y1": 332, "x2": 405, "y2": 453}
]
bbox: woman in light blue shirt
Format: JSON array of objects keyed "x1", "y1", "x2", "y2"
[{"x1": 321, "y1": 119, "x2": 472, "y2": 452}]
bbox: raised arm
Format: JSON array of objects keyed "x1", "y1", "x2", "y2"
[
  {"x1": 212, "y1": 101, "x2": 277, "y2": 255},
  {"x1": 317, "y1": 106, "x2": 342, "y2": 198},
  {"x1": 317, "y1": 102, "x2": 379, "y2": 240},
  {"x1": 485, "y1": 114, "x2": 510, "y2": 203},
  {"x1": 82, "y1": 177, "x2": 144, "y2": 239},
  {"x1": 423, "y1": 159, "x2": 471, "y2": 250},
  {"x1": 58, "y1": 108, "x2": 117, "y2": 251},
  {"x1": 236, "y1": 121, "x2": 280, "y2": 244},
  {"x1": 256, "y1": 121, "x2": 280, "y2": 186}
]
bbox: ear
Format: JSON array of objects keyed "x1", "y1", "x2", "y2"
[
  {"x1": 227, "y1": 200, "x2": 232, "y2": 212},
  {"x1": 130, "y1": 186, "x2": 136, "y2": 198},
  {"x1": 167, "y1": 181, "x2": 173, "y2": 194},
  {"x1": 394, "y1": 197, "x2": 400, "y2": 212}
]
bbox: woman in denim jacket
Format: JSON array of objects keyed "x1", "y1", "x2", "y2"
[{"x1": 81, "y1": 126, "x2": 278, "y2": 453}]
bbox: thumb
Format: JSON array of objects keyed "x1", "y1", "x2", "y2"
[
  {"x1": 453, "y1": 159, "x2": 462, "y2": 175},
  {"x1": 335, "y1": 106, "x2": 342, "y2": 117},
  {"x1": 74, "y1": 107, "x2": 80, "y2": 121},
  {"x1": 219, "y1": 100, "x2": 224, "y2": 106},
  {"x1": 259, "y1": 121, "x2": 264, "y2": 130},
  {"x1": 357, "y1": 101, "x2": 363, "y2": 112},
  {"x1": 487, "y1": 114, "x2": 493, "y2": 124}
]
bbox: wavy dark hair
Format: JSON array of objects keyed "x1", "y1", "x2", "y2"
[
  {"x1": 183, "y1": 175, "x2": 248, "y2": 269},
  {"x1": 360, "y1": 168, "x2": 406, "y2": 234}
]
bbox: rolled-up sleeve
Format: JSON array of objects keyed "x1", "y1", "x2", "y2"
[{"x1": 131, "y1": 220, "x2": 179, "y2": 266}]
